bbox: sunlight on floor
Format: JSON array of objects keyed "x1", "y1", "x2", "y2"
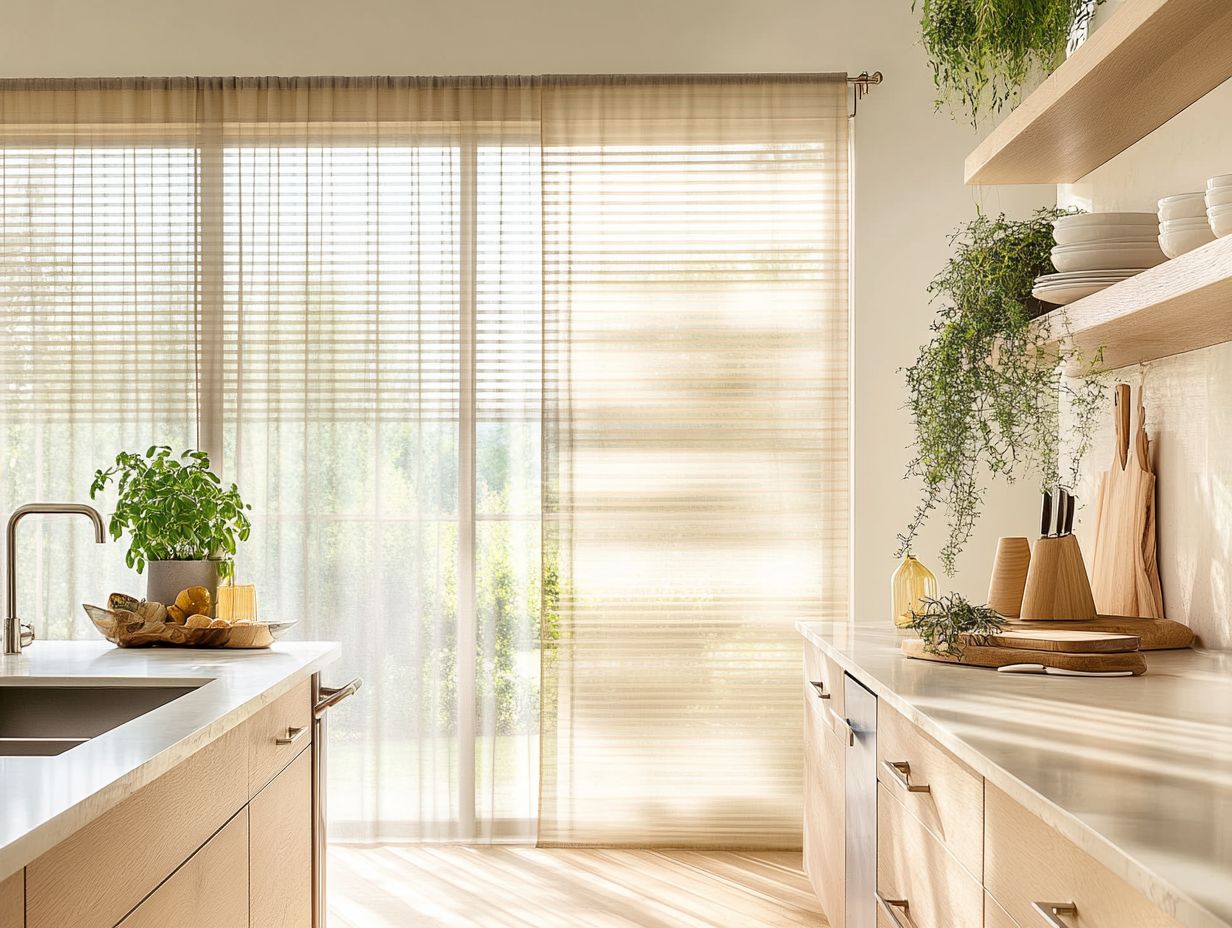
[{"x1": 329, "y1": 846, "x2": 826, "y2": 928}]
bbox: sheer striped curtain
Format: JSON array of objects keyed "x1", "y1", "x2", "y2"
[{"x1": 539, "y1": 75, "x2": 850, "y2": 846}]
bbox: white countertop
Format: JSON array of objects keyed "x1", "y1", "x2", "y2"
[
  {"x1": 798, "y1": 621, "x2": 1232, "y2": 928},
  {"x1": 0, "y1": 639, "x2": 340, "y2": 882}
]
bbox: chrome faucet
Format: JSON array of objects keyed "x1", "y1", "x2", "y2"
[{"x1": 5, "y1": 503, "x2": 107, "y2": 655}]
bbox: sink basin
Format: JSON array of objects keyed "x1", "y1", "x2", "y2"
[{"x1": 0, "y1": 681, "x2": 201, "y2": 756}]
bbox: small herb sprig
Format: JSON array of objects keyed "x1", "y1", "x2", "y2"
[{"x1": 907, "y1": 593, "x2": 1006, "y2": 658}]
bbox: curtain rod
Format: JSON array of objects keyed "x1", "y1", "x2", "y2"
[{"x1": 848, "y1": 71, "x2": 883, "y2": 117}]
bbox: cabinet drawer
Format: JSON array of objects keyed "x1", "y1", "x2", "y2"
[
  {"x1": 250, "y1": 748, "x2": 313, "y2": 928},
  {"x1": 803, "y1": 691, "x2": 844, "y2": 928},
  {"x1": 118, "y1": 809, "x2": 248, "y2": 928},
  {"x1": 877, "y1": 703, "x2": 983, "y2": 878},
  {"x1": 249, "y1": 679, "x2": 313, "y2": 796},
  {"x1": 985, "y1": 892, "x2": 1022, "y2": 928},
  {"x1": 985, "y1": 784, "x2": 1184, "y2": 928},
  {"x1": 0, "y1": 870, "x2": 21, "y2": 928},
  {"x1": 878, "y1": 782, "x2": 983, "y2": 928},
  {"x1": 803, "y1": 638, "x2": 844, "y2": 717},
  {"x1": 26, "y1": 724, "x2": 248, "y2": 928}
]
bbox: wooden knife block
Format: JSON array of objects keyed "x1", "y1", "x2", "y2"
[{"x1": 1019, "y1": 535, "x2": 1098, "y2": 621}]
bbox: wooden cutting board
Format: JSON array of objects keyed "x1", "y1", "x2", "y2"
[
  {"x1": 1011, "y1": 615, "x2": 1194, "y2": 650},
  {"x1": 1090, "y1": 384, "x2": 1164, "y2": 619},
  {"x1": 968, "y1": 629, "x2": 1140, "y2": 653},
  {"x1": 901, "y1": 638, "x2": 1147, "y2": 675}
]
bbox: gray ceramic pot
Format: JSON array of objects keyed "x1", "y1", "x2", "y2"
[{"x1": 146, "y1": 560, "x2": 220, "y2": 609}]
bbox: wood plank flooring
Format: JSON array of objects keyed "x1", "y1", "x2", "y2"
[{"x1": 329, "y1": 846, "x2": 826, "y2": 927}]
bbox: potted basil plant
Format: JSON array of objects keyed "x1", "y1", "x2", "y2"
[{"x1": 90, "y1": 446, "x2": 252, "y2": 606}]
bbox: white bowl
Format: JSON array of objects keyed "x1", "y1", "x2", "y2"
[
  {"x1": 1207, "y1": 174, "x2": 1232, "y2": 190},
  {"x1": 1158, "y1": 193, "x2": 1207, "y2": 221},
  {"x1": 1206, "y1": 188, "x2": 1232, "y2": 210},
  {"x1": 1212, "y1": 210, "x2": 1232, "y2": 239},
  {"x1": 1050, "y1": 241, "x2": 1166, "y2": 273},
  {"x1": 1160, "y1": 217, "x2": 1214, "y2": 231},
  {"x1": 1052, "y1": 224, "x2": 1160, "y2": 246},
  {"x1": 1159, "y1": 228, "x2": 1215, "y2": 259}
]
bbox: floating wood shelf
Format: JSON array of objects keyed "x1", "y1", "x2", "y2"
[
  {"x1": 966, "y1": 0, "x2": 1232, "y2": 185},
  {"x1": 1036, "y1": 235, "x2": 1232, "y2": 372}
]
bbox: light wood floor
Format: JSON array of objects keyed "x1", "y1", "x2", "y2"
[{"x1": 329, "y1": 846, "x2": 826, "y2": 928}]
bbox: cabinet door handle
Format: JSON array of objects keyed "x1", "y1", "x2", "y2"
[
  {"x1": 882, "y1": 760, "x2": 931, "y2": 793},
  {"x1": 1031, "y1": 902, "x2": 1077, "y2": 927},
  {"x1": 275, "y1": 725, "x2": 308, "y2": 746},
  {"x1": 315, "y1": 677, "x2": 364, "y2": 718},
  {"x1": 875, "y1": 892, "x2": 919, "y2": 928},
  {"x1": 808, "y1": 680, "x2": 831, "y2": 700},
  {"x1": 828, "y1": 707, "x2": 855, "y2": 747}
]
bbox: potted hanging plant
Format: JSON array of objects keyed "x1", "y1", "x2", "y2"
[
  {"x1": 914, "y1": 0, "x2": 1105, "y2": 125},
  {"x1": 898, "y1": 208, "x2": 1104, "y2": 575},
  {"x1": 90, "y1": 446, "x2": 252, "y2": 606}
]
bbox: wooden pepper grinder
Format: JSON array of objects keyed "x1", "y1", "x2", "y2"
[{"x1": 1019, "y1": 488, "x2": 1098, "y2": 621}]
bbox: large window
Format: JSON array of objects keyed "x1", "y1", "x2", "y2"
[{"x1": 0, "y1": 75, "x2": 849, "y2": 849}]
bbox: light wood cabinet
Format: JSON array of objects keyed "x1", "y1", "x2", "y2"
[
  {"x1": 803, "y1": 683, "x2": 844, "y2": 928},
  {"x1": 21, "y1": 679, "x2": 316, "y2": 928},
  {"x1": 877, "y1": 782, "x2": 983, "y2": 928},
  {"x1": 250, "y1": 748, "x2": 313, "y2": 928},
  {"x1": 249, "y1": 680, "x2": 313, "y2": 797},
  {"x1": 118, "y1": 810, "x2": 249, "y2": 928},
  {"x1": 876, "y1": 702, "x2": 983, "y2": 879},
  {"x1": 26, "y1": 724, "x2": 249, "y2": 928},
  {"x1": 0, "y1": 870, "x2": 21, "y2": 928},
  {"x1": 985, "y1": 784, "x2": 1185, "y2": 928},
  {"x1": 800, "y1": 652, "x2": 1186, "y2": 928}
]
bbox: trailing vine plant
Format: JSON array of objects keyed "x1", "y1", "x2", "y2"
[
  {"x1": 915, "y1": 0, "x2": 1105, "y2": 125},
  {"x1": 897, "y1": 208, "x2": 1104, "y2": 575}
]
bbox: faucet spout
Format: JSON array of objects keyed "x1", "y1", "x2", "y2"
[{"x1": 4, "y1": 503, "x2": 108, "y2": 655}]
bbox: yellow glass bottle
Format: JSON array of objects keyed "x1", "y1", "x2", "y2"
[{"x1": 891, "y1": 553, "x2": 938, "y2": 628}]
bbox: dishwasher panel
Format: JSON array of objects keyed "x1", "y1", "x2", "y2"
[{"x1": 844, "y1": 673, "x2": 878, "y2": 928}]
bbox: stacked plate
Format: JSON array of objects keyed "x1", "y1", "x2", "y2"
[
  {"x1": 1158, "y1": 193, "x2": 1215, "y2": 257},
  {"x1": 1034, "y1": 213, "x2": 1165, "y2": 305},
  {"x1": 1208, "y1": 174, "x2": 1232, "y2": 238}
]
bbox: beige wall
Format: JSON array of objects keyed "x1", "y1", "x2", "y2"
[
  {"x1": 0, "y1": 0, "x2": 1047, "y2": 622},
  {"x1": 1061, "y1": 79, "x2": 1232, "y2": 648}
]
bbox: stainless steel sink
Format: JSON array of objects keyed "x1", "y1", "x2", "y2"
[{"x1": 0, "y1": 681, "x2": 201, "y2": 756}]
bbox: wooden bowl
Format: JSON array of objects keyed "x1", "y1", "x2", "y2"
[{"x1": 83, "y1": 604, "x2": 296, "y2": 649}]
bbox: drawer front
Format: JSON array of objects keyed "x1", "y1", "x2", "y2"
[
  {"x1": 985, "y1": 784, "x2": 1184, "y2": 928},
  {"x1": 877, "y1": 702, "x2": 983, "y2": 878},
  {"x1": 803, "y1": 639, "x2": 845, "y2": 716},
  {"x1": 250, "y1": 748, "x2": 313, "y2": 928},
  {"x1": 26, "y1": 724, "x2": 248, "y2": 928},
  {"x1": 985, "y1": 892, "x2": 1022, "y2": 928},
  {"x1": 878, "y1": 782, "x2": 983, "y2": 928},
  {"x1": 118, "y1": 809, "x2": 248, "y2": 928},
  {"x1": 803, "y1": 692, "x2": 844, "y2": 928},
  {"x1": 249, "y1": 679, "x2": 313, "y2": 796},
  {"x1": 0, "y1": 870, "x2": 21, "y2": 928}
]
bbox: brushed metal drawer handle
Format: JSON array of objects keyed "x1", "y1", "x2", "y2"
[
  {"x1": 883, "y1": 760, "x2": 931, "y2": 793},
  {"x1": 827, "y1": 706, "x2": 855, "y2": 746},
  {"x1": 1031, "y1": 902, "x2": 1077, "y2": 927},
  {"x1": 275, "y1": 725, "x2": 308, "y2": 746},
  {"x1": 808, "y1": 680, "x2": 831, "y2": 700},
  {"x1": 875, "y1": 892, "x2": 919, "y2": 928}
]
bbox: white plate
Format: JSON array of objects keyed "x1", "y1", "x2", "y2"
[
  {"x1": 1053, "y1": 212, "x2": 1158, "y2": 227},
  {"x1": 1032, "y1": 281, "x2": 1118, "y2": 304},
  {"x1": 1050, "y1": 242, "x2": 1165, "y2": 273},
  {"x1": 1035, "y1": 269, "x2": 1142, "y2": 284},
  {"x1": 1207, "y1": 174, "x2": 1232, "y2": 190}
]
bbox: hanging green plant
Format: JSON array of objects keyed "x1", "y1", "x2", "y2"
[
  {"x1": 897, "y1": 208, "x2": 1104, "y2": 575},
  {"x1": 914, "y1": 0, "x2": 1104, "y2": 125}
]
